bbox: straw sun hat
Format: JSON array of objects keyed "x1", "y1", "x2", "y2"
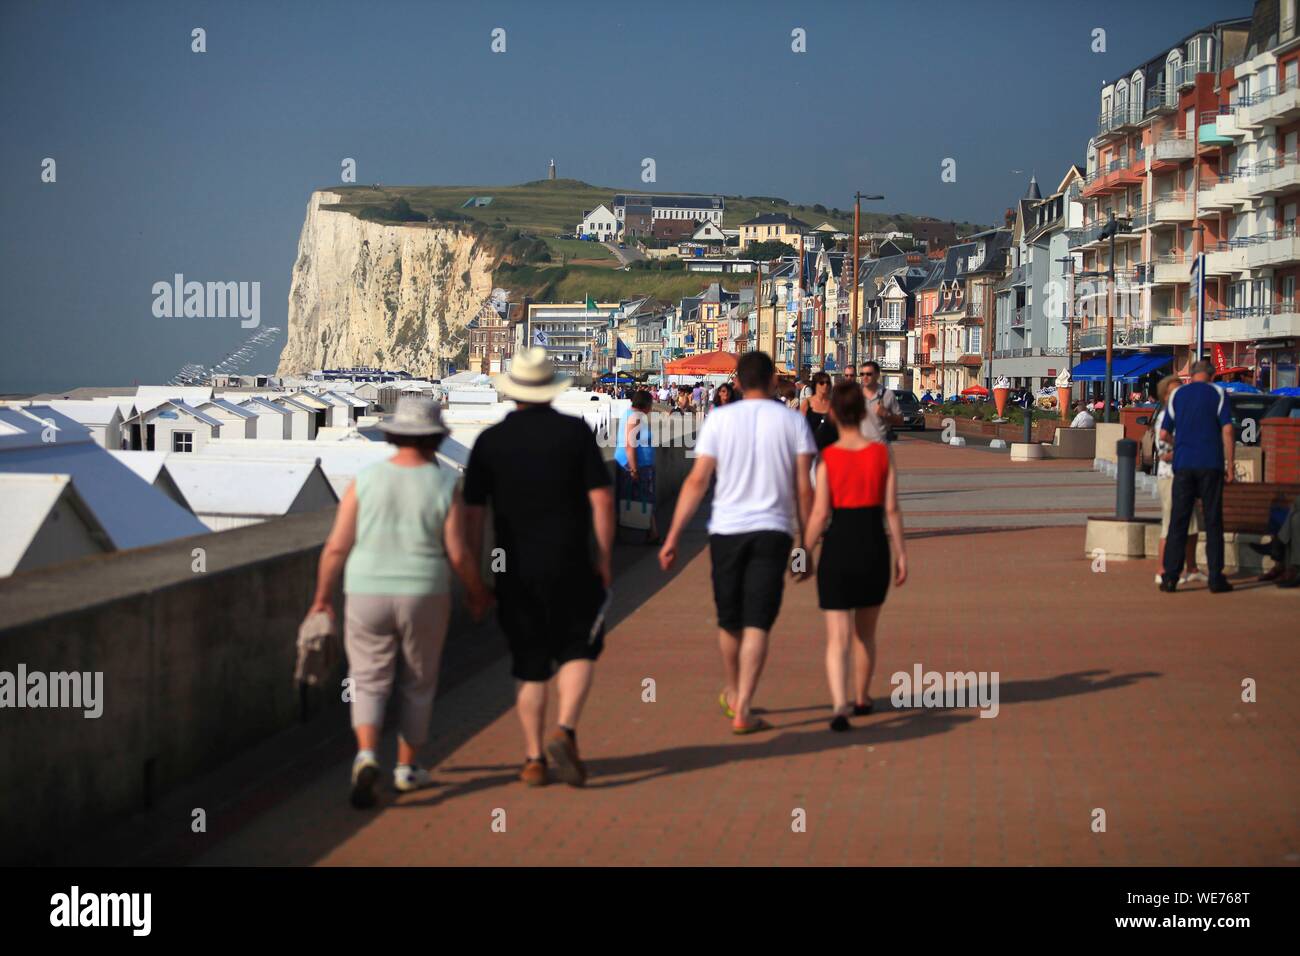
[{"x1": 492, "y1": 346, "x2": 572, "y2": 402}]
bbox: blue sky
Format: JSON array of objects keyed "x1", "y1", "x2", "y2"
[{"x1": 0, "y1": 0, "x2": 1243, "y2": 393}]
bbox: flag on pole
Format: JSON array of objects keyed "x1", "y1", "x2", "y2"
[
  {"x1": 585, "y1": 294, "x2": 597, "y2": 312},
  {"x1": 533, "y1": 328, "x2": 548, "y2": 346},
  {"x1": 616, "y1": 337, "x2": 632, "y2": 359}
]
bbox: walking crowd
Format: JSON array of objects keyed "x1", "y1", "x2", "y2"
[
  {"x1": 307, "y1": 346, "x2": 909, "y2": 807},
  {"x1": 305, "y1": 346, "x2": 1288, "y2": 809}
]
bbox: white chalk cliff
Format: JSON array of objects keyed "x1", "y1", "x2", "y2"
[{"x1": 277, "y1": 191, "x2": 497, "y2": 376}]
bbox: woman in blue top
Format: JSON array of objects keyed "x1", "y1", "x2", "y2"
[
  {"x1": 615, "y1": 389, "x2": 658, "y2": 543},
  {"x1": 310, "y1": 397, "x2": 491, "y2": 809}
]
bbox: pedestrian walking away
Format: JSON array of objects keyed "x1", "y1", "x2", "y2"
[
  {"x1": 1159, "y1": 359, "x2": 1235, "y2": 593},
  {"x1": 462, "y1": 347, "x2": 615, "y2": 787},
  {"x1": 309, "y1": 396, "x2": 492, "y2": 809},
  {"x1": 615, "y1": 388, "x2": 659, "y2": 544},
  {"x1": 658, "y1": 350, "x2": 816, "y2": 735},
  {"x1": 802, "y1": 382, "x2": 907, "y2": 731}
]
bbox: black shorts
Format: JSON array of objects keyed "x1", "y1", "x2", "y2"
[
  {"x1": 708, "y1": 530, "x2": 793, "y2": 632},
  {"x1": 496, "y1": 573, "x2": 606, "y2": 682}
]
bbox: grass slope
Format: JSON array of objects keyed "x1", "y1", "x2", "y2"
[
  {"x1": 328, "y1": 179, "x2": 985, "y2": 238},
  {"x1": 319, "y1": 179, "x2": 983, "y2": 305}
]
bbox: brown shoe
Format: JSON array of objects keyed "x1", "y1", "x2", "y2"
[
  {"x1": 519, "y1": 758, "x2": 548, "y2": 787},
  {"x1": 544, "y1": 730, "x2": 588, "y2": 787}
]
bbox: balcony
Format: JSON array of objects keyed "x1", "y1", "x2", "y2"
[
  {"x1": 1205, "y1": 239, "x2": 1250, "y2": 276},
  {"x1": 1143, "y1": 254, "x2": 1191, "y2": 285},
  {"x1": 878, "y1": 357, "x2": 903, "y2": 371},
  {"x1": 1246, "y1": 226, "x2": 1300, "y2": 268},
  {"x1": 877, "y1": 315, "x2": 907, "y2": 333},
  {"x1": 1134, "y1": 192, "x2": 1194, "y2": 229},
  {"x1": 1148, "y1": 316, "x2": 1194, "y2": 346},
  {"x1": 1197, "y1": 172, "x2": 1248, "y2": 210},
  {"x1": 1082, "y1": 154, "x2": 1146, "y2": 197},
  {"x1": 1237, "y1": 75, "x2": 1300, "y2": 128},
  {"x1": 1077, "y1": 320, "x2": 1156, "y2": 350},
  {"x1": 1175, "y1": 60, "x2": 1211, "y2": 90},
  {"x1": 1150, "y1": 132, "x2": 1195, "y2": 168},
  {"x1": 1198, "y1": 110, "x2": 1235, "y2": 148},
  {"x1": 1198, "y1": 305, "x2": 1300, "y2": 343},
  {"x1": 929, "y1": 347, "x2": 962, "y2": 363},
  {"x1": 1096, "y1": 105, "x2": 1144, "y2": 138},
  {"x1": 1009, "y1": 307, "x2": 1027, "y2": 329},
  {"x1": 1242, "y1": 152, "x2": 1300, "y2": 198},
  {"x1": 1145, "y1": 83, "x2": 1177, "y2": 115},
  {"x1": 991, "y1": 346, "x2": 1069, "y2": 360}
]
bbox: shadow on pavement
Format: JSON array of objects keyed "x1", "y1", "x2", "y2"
[{"x1": 424, "y1": 668, "x2": 1160, "y2": 798}]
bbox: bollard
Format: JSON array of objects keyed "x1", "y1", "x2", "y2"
[
  {"x1": 1023, "y1": 403, "x2": 1033, "y2": 445},
  {"x1": 1116, "y1": 438, "x2": 1137, "y2": 519}
]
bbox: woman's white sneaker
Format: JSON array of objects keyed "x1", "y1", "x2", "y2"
[{"x1": 393, "y1": 764, "x2": 434, "y2": 792}]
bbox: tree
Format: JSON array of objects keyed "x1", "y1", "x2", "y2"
[{"x1": 738, "y1": 240, "x2": 797, "y2": 261}]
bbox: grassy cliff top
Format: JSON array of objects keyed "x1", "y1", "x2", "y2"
[{"x1": 324, "y1": 179, "x2": 985, "y2": 237}]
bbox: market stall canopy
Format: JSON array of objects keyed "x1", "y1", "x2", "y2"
[
  {"x1": 663, "y1": 351, "x2": 739, "y2": 376},
  {"x1": 1069, "y1": 354, "x2": 1172, "y2": 382}
]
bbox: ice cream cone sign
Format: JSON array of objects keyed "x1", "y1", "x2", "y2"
[
  {"x1": 1055, "y1": 368, "x2": 1072, "y2": 422},
  {"x1": 993, "y1": 375, "x2": 1011, "y2": 419}
]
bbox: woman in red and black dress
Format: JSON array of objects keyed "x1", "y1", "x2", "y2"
[{"x1": 804, "y1": 382, "x2": 908, "y2": 731}]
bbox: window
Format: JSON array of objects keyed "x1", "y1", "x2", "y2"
[{"x1": 172, "y1": 431, "x2": 194, "y2": 453}]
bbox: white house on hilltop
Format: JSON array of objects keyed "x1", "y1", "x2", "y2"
[{"x1": 578, "y1": 204, "x2": 619, "y2": 241}]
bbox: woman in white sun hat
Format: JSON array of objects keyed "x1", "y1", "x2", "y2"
[{"x1": 310, "y1": 396, "x2": 492, "y2": 809}]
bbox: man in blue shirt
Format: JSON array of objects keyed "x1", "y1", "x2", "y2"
[{"x1": 1159, "y1": 360, "x2": 1235, "y2": 592}]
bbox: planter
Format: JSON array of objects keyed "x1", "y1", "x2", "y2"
[{"x1": 923, "y1": 412, "x2": 1060, "y2": 445}]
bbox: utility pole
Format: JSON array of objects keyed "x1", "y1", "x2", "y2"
[
  {"x1": 796, "y1": 232, "x2": 804, "y2": 378},
  {"x1": 850, "y1": 191, "x2": 884, "y2": 373}
]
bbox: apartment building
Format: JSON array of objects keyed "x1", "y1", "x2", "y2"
[
  {"x1": 467, "y1": 300, "x2": 516, "y2": 374},
  {"x1": 1204, "y1": 0, "x2": 1300, "y2": 388},
  {"x1": 993, "y1": 170, "x2": 1084, "y2": 390},
  {"x1": 915, "y1": 231, "x2": 1011, "y2": 397},
  {"x1": 738, "y1": 213, "x2": 811, "y2": 250},
  {"x1": 1074, "y1": 14, "x2": 1254, "y2": 391},
  {"x1": 521, "y1": 301, "x2": 623, "y2": 379},
  {"x1": 860, "y1": 251, "x2": 931, "y2": 391},
  {"x1": 612, "y1": 194, "x2": 725, "y2": 229}
]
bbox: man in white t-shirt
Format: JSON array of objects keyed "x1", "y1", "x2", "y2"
[{"x1": 659, "y1": 350, "x2": 816, "y2": 734}]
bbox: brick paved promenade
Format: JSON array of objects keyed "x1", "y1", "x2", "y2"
[{"x1": 177, "y1": 438, "x2": 1298, "y2": 865}]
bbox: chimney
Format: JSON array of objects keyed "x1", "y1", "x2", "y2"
[{"x1": 1004, "y1": 207, "x2": 1015, "y2": 228}]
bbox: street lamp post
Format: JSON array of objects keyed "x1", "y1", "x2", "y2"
[
  {"x1": 850, "y1": 192, "x2": 884, "y2": 374},
  {"x1": 1055, "y1": 255, "x2": 1077, "y2": 402}
]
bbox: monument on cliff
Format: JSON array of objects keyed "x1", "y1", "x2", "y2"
[{"x1": 549, "y1": 158, "x2": 556, "y2": 181}]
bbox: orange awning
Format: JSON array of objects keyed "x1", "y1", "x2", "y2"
[{"x1": 663, "y1": 351, "x2": 739, "y2": 375}]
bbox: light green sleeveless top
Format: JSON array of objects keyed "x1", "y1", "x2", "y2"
[{"x1": 343, "y1": 460, "x2": 456, "y2": 596}]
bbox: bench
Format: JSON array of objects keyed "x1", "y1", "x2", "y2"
[{"x1": 1222, "y1": 482, "x2": 1300, "y2": 535}]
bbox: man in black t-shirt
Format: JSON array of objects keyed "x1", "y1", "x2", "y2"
[{"x1": 463, "y1": 347, "x2": 614, "y2": 788}]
